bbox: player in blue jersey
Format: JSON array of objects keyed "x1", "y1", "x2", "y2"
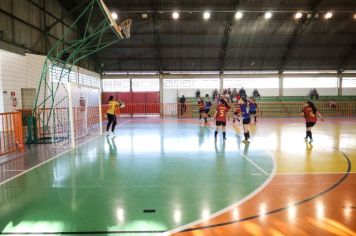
[
  {"x1": 240, "y1": 97, "x2": 251, "y2": 143},
  {"x1": 203, "y1": 98, "x2": 213, "y2": 123},
  {"x1": 249, "y1": 98, "x2": 258, "y2": 124}
]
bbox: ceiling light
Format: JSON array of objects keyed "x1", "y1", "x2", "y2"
[
  {"x1": 111, "y1": 12, "x2": 118, "y2": 20},
  {"x1": 235, "y1": 11, "x2": 243, "y2": 19},
  {"x1": 203, "y1": 11, "x2": 211, "y2": 20},
  {"x1": 264, "y1": 12, "x2": 272, "y2": 19},
  {"x1": 324, "y1": 12, "x2": 333, "y2": 19},
  {"x1": 353, "y1": 13, "x2": 356, "y2": 19},
  {"x1": 141, "y1": 13, "x2": 148, "y2": 18},
  {"x1": 172, "y1": 11, "x2": 179, "y2": 19},
  {"x1": 295, "y1": 12, "x2": 303, "y2": 19}
]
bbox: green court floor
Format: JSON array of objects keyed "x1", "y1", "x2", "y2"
[{"x1": 0, "y1": 121, "x2": 274, "y2": 235}]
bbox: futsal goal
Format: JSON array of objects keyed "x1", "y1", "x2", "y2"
[{"x1": 27, "y1": 0, "x2": 131, "y2": 148}]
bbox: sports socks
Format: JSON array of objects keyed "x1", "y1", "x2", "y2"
[{"x1": 306, "y1": 131, "x2": 312, "y2": 139}]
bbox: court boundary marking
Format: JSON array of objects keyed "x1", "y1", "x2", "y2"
[
  {"x1": 0, "y1": 121, "x2": 131, "y2": 187},
  {"x1": 174, "y1": 149, "x2": 352, "y2": 233}
]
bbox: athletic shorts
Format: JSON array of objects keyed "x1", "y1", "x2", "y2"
[
  {"x1": 243, "y1": 118, "x2": 251, "y2": 124},
  {"x1": 306, "y1": 122, "x2": 315, "y2": 128},
  {"x1": 107, "y1": 113, "x2": 117, "y2": 124},
  {"x1": 199, "y1": 109, "x2": 205, "y2": 113},
  {"x1": 204, "y1": 109, "x2": 210, "y2": 114},
  {"x1": 216, "y1": 121, "x2": 226, "y2": 126},
  {"x1": 249, "y1": 111, "x2": 256, "y2": 115},
  {"x1": 234, "y1": 111, "x2": 240, "y2": 116}
]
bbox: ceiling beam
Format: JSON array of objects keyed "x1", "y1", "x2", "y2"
[
  {"x1": 100, "y1": 56, "x2": 341, "y2": 61},
  {"x1": 152, "y1": 0, "x2": 162, "y2": 72},
  {"x1": 106, "y1": 43, "x2": 352, "y2": 49},
  {"x1": 279, "y1": 0, "x2": 324, "y2": 72},
  {"x1": 218, "y1": 0, "x2": 240, "y2": 73},
  {"x1": 337, "y1": 44, "x2": 356, "y2": 72}
]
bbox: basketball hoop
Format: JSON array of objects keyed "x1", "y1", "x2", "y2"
[{"x1": 120, "y1": 19, "x2": 132, "y2": 39}]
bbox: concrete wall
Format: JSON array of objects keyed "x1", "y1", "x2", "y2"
[{"x1": 0, "y1": 49, "x2": 100, "y2": 112}]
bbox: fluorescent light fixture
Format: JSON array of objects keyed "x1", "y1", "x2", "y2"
[
  {"x1": 295, "y1": 12, "x2": 303, "y2": 19},
  {"x1": 141, "y1": 13, "x2": 148, "y2": 18},
  {"x1": 235, "y1": 11, "x2": 243, "y2": 19},
  {"x1": 111, "y1": 12, "x2": 118, "y2": 20},
  {"x1": 324, "y1": 12, "x2": 333, "y2": 19},
  {"x1": 264, "y1": 11, "x2": 272, "y2": 19},
  {"x1": 172, "y1": 11, "x2": 179, "y2": 19},
  {"x1": 203, "y1": 11, "x2": 211, "y2": 20}
]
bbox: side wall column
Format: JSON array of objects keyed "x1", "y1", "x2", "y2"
[
  {"x1": 159, "y1": 73, "x2": 164, "y2": 116},
  {"x1": 279, "y1": 72, "x2": 283, "y2": 97}
]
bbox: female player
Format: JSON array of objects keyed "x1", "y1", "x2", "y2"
[
  {"x1": 106, "y1": 96, "x2": 119, "y2": 135},
  {"x1": 233, "y1": 100, "x2": 241, "y2": 123},
  {"x1": 302, "y1": 101, "x2": 324, "y2": 143},
  {"x1": 198, "y1": 97, "x2": 205, "y2": 120},
  {"x1": 214, "y1": 98, "x2": 230, "y2": 140},
  {"x1": 203, "y1": 98, "x2": 213, "y2": 123},
  {"x1": 249, "y1": 98, "x2": 258, "y2": 123},
  {"x1": 240, "y1": 97, "x2": 251, "y2": 143}
]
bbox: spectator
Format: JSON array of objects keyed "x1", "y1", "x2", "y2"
[
  {"x1": 329, "y1": 98, "x2": 337, "y2": 110},
  {"x1": 239, "y1": 87, "x2": 246, "y2": 98},
  {"x1": 253, "y1": 88, "x2": 261, "y2": 100},
  {"x1": 232, "y1": 88, "x2": 238, "y2": 96},
  {"x1": 310, "y1": 88, "x2": 319, "y2": 100},
  {"x1": 179, "y1": 95, "x2": 186, "y2": 115},
  {"x1": 215, "y1": 94, "x2": 221, "y2": 103},
  {"x1": 212, "y1": 89, "x2": 218, "y2": 100},
  {"x1": 196, "y1": 89, "x2": 201, "y2": 98}
]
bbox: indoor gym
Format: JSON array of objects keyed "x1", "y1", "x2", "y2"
[{"x1": 0, "y1": 0, "x2": 355, "y2": 235}]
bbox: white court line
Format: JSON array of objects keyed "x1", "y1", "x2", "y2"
[
  {"x1": 1, "y1": 170, "x2": 26, "y2": 172},
  {"x1": 162, "y1": 151, "x2": 277, "y2": 236},
  {"x1": 0, "y1": 120, "x2": 132, "y2": 187},
  {"x1": 239, "y1": 152, "x2": 270, "y2": 176},
  {"x1": 204, "y1": 124, "x2": 269, "y2": 176}
]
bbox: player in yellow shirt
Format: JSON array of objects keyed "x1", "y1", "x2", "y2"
[{"x1": 106, "y1": 96, "x2": 121, "y2": 135}]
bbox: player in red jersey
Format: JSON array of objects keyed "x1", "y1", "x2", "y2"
[
  {"x1": 198, "y1": 97, "x2": 205, "y2": 120},
  {"x1": 233, "y1": 101, "x2": 241, "y2": 123},
  {"x1": 214, "y1": 99, "x2": 230, "y2": 140},
  {"x1": 302, "y1": 101, "x2": 324, "y2": 143}
]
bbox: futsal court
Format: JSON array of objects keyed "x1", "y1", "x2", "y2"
[
  {"x1": 0, "y1": 0, "x2": 356, "y2": 235},
  {"x1": 0, "y1": 116, "x2": 355, "y2": 235}
]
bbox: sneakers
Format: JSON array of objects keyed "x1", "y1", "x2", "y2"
[
  {"x1": 242, "y1": 139, "x2": 250, "y2": 143},
  {"x1": 304, "y1": 137, "x2": 308, "y2": 141},
  {"x1": 309, "y1": 139, "x2": 313, "y2": 143}
]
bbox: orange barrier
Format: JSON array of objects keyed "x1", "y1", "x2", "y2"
[{"x1": 0, "y1": 112, "x2": 24, "y2": 156}]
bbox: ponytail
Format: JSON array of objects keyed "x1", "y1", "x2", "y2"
[{"x1": 307, "y1": 101, "x2": 317, "y2": 114}]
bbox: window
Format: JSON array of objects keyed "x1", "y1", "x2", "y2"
[
  {"x1": 49, "y1": 65, "x2": 99, "y2": 88},
  {"x1": 342, "y1": 78, "x2": 356, "y2": 88},
  {"x1": 132, "y1": 79, "x2": 159, "y2": 91},
  {"x1": 163, "y1": 78, "x2": 219, "y2": 89},
  {"x1": 284, "y1": 77, "x2": 337, "y2": 88},
  {"x1": 224, "y1": 78, "x2": 279, "y2": 89},
  {"x1": 102, "y1": 79, "x2": 130, "y2": 92}
]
